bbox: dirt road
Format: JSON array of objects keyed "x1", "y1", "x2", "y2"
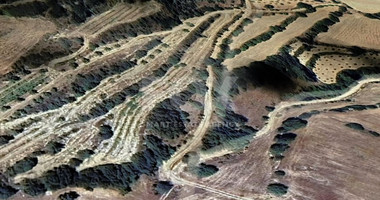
[
  {"x1": 162, "y1": 77, "x2": 380, "y2": 200},
  {"x1": 256, "y1": 78, "x2": 380, "y2": 137}
]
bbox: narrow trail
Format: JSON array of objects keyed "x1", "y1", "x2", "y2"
[
  {"x1": 160, "y1": 66, "x2": 268, "y2": 200},
  {"x1": 169, "y1": 171, "x2": 269, "y2": 200},
  {"x1": 48, "y1": 36, "x2": 90, "y2": 67},
  {"x1": 162, "y1": 66, "x2": 214, "y2": 172},
  {"x1": 255, "y1": 78, "x2": 380, "y2": 138}
]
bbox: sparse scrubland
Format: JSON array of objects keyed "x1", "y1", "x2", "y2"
[{"x1": 1, "y1": 0, "x2": 380, "y2": 199}]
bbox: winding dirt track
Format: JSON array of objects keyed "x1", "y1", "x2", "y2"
[
  {"x1": 162, "y1": 66, "x2": 214, "y2": 172},
  {"x1": 255, "y1": 78, "x2": 380, "y2": 138},
  {"x1": 162, "y1": 78, "x2": 380, "y2": 200}
]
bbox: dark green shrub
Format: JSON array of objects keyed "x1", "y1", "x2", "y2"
[
  {"x1": 265, "y1": 4, "x2": 274, "y2": 9},
  {"x1": 297, "y1": 2, "x2": 316, "y2": 13},
  {"x1": 0, "y1": 135, "x2": 14, "y2": 146},
  {"x1": 298, "y1": 110, "x2": 320, "y2": 119},
  {"x1": 202, "y1": 124, "x2": 256, "y2": 150},
  {"x1": 45, "y1": 141, "x2": 65, "y2": 155},
  {"x1": 280, "y1": 117, "x2": 308, "y2": 131},
  {"x1": 331, "y1": 104, "x2": 377, "y2": 112},
  {"x1": 20, "y1": 179, "x2": 47, "y2": 196},
  {"x1": 68, "y1": 158, "x2": 82, "y2": 167},
  {"x1": 275, "y1": 133, "x2": 297, "y2": 144},
  {"x1": 270, "y1": 143, "x2": 290, "y2": 157},
  {"x1": 0, "y1": 180, "x2": 18, "y2": 199},
  {"x1": 295, "y1": 12, "x2": 307, "y2": 17},
  {"x1": 274, "y1": 170, "x2": 286, "y2": 176},
  {"x1": 267, "y1": 183, "x2": 288, "y2": 196},
  {"x1": 345, "y1": 123, "x2": 364, "y2": 131},
  {"x1": 99, "y1": 125, "x2": 113, "y2": 140},
  {"x1": 58, "y1": 191, "x2": 80, "y2": 200},
  {"x1": 6, "y1": 156, "x2": 38, "y2": 176},
  {"x1": 154, "y1": 181, "x2": 173, "y2": 195},
  {"x1": 195, "y1": 163, "x2": 219, "y2": 178},
  {"x1": 77, "y1": 149, "x2": 95, "y2": 160},
  {"x1": 368, "y1": 131, "x2": 380, "y2": 137}
]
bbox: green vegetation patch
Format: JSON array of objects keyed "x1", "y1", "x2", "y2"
[
  {"x1": 296, "y1": 2, "x2": 316, "y2": 13},
  {"x1": 331, "y1": 104, "x2": 378, "y2": 112},
  {"x1": 99, "y1": 124, "x2": 114, "y2": 140},
  {"x1": 0, "y1": 180, "x2": 18, "y2": 199},
  {"x1": 6, "y1": 156, "x2": 38, "y2": 177},
  {"x1": 275, "y1": 133, "x2": 297, "y2": 144},
  {"x1": 58, "y1": 191, "x2": 80, "y2": 200},
  {"x1": 300, "y1": 8, "x2": 346, "y2": 43},
  {"x1": 267, "y1": 183, "x2": 288, "y2": 196},
  {"x1": 274, "y1": 170, "x2": 286, "y2": 176},
  {"x1": 299, "y1": 66, "x2": 380, "y2": 101},
  {"x1": 270, "y1": 143, "x2": 290, "y2": 158},
  {"x1": 345, "y1": 123, "x2": 364, "y2": 131},
  {"x1": 364, "y1": 12, "x2": 380, "y2": 20},
  {"x1": 345, "y1": 122, "x2": 380, "y2": 137},
  {"x1": 0, "y1": 135, "x2": 14, "y2": 146},
  {"x1": 146, "y1": 89, "x2": 193, "y2": 140},
  {"x1": 298, "y1": 110, "x2": 320, "y2": 119},
  {"x1": 0, "y1": 74, "x2": 46, "y2": 107},
  {"x1": 154, "y1": 181, "x2": 173, "y2": 195},
  {"x1": 45, "y1": 141, "x2": 65, "y2": 155},
  {"x1": 279, "y1": 117, "x2": 308, "y2": 132},
  {"x1": 368, "y1": 131, "x2": 380, "y2": 137},
  {"x1": 193, "y1": 163, "x2": 219, "y2": 178},
  {"x1": 202, "y1": 122, "x2": 257, "y2": 150},
  {"x1": 20, "y1": 134, "x2": 175, "y2": 196}
]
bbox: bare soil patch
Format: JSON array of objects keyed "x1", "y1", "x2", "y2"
[
  {"x1": 0, "y1": 16, "x2": 56, "y2": 75},
  {"x1": 232, "y1": 87, "x2": 281, "y2": 129}
]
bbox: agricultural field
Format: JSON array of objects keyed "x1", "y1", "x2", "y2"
[
  {"x1": 340, "y1": 0, "x2": 380, "y2": 13},
  {"x1": 317, "y1": 13, "x2": 380, "y2": 51},
  {"x1": 0, "y1": 0, "x2": 380, "y2": 200}
]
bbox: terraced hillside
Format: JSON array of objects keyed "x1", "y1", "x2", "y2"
[{"x1": 1, "y1": 0, "x2": 380, "y2": 199}]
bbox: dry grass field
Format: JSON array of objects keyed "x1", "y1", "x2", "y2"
[
  {"x1": 280, "y1": 109, "x2": 380, "y2": 200},
  {"x1": 232, "y1": 87, "x2": 281, "y2": 129},
  {"x1": 317, "y1": 13, "x2": 380, "y2": 51},
  {"x1": 229, "y1": 14, "x2": 289, "y2": 49},
  {"x1": 340, "y1": 0, "x2": 380, "y2": 13}
]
